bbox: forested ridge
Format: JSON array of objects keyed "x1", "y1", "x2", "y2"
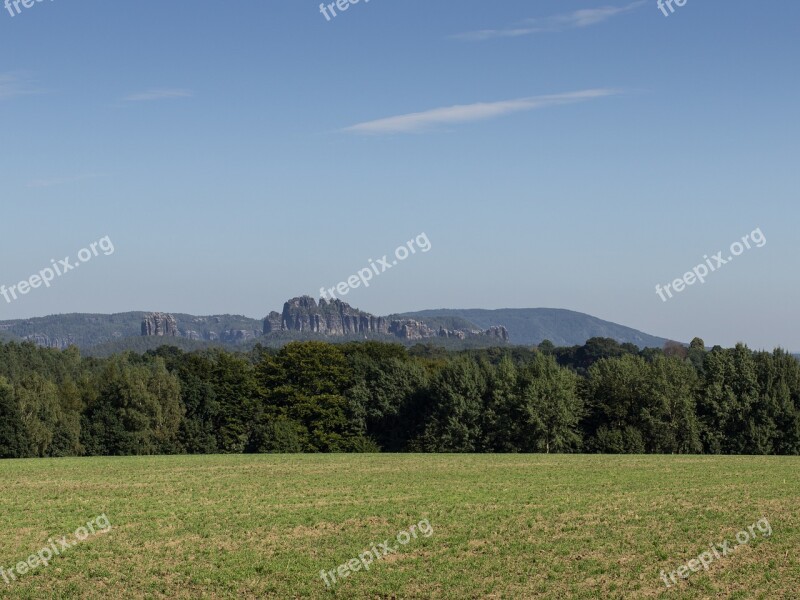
[{"x1": 1, "y1": 337, "x2": 798, "y2": 457}]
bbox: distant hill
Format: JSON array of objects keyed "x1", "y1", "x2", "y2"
[{"x1": 394, "y1": 308, "x2": 671, "y2": 348}]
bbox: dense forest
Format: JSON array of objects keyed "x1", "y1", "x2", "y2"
[{"x1": 1, "y1": 337, "x2": 798, "y2": 457}]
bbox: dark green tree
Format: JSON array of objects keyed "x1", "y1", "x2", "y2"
[{"x1": 416, "y1": 356, "x2": 487, "y2": 452}]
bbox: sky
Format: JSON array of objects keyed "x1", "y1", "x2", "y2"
[{"x1": 1, "y1": 0, "x2": 798, "y2": 350}]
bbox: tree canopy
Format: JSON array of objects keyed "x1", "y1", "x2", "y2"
[{"x1": 0, "y1": 337, "x2": 798, "y2": 457}]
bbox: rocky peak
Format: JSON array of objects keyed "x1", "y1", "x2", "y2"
[
  {"x1": 484, "y1": 326, "x2": 510, "y2": 341},
  {"x1": 141, "y1": 313, "x2": 179, "y2": 337},
  {"x1": 264, "y1": 297, "x2": 508, "y2": 343},
  {"x1": 274, "y1": 296, "x2": 389, "y2": 335}
]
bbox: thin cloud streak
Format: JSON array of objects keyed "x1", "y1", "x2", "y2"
[
  {"x1": 27, "y1": 173, "x2": 107, "y2": 188},
  {"x1": 122, "y1": 89, "x2": 193, "y2": 102},
  {"x1": 343, "y1": 89, "x2": 620, "y2": 135},
  {"x1": 0, "y1": 73, "x2": 41, "y2": 100},
  {"x1": 452, "y1": 1, "x2": 645, "y2": 41}
]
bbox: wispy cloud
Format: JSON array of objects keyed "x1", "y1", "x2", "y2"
[
  {"x1": 27, "y1": 173, "x2": 107, "y2": 188},
  {"x1": 0, "y1": 73, "x2": 41, "y2": 100},
  {"x1": 451, "y1": 1, "x2": 644, "y2": 41},
  {"x1": 122, "y1": 89, "x2": 193, "y2": 102},
  {"x1": 343, "y1": 89, "x2": 619, "y2": 135}
]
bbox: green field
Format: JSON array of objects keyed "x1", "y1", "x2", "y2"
[{"x1": 0, "y1": 455, "x2": 797, "y2": 599}]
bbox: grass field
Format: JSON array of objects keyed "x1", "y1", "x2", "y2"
[{"x1": 0, "y1": 455, "x2": 797, "y2": 599}]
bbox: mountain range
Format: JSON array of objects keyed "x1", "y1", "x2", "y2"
[{"x1": 0, "y1": 296, "x2": 672, "y2": 354}]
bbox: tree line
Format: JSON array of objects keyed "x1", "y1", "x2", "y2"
[{"x1": 1, "y1": 337, "x2": 798, "y2": 457}]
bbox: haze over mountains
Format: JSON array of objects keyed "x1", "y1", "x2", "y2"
[{"x1": 0, "y1": 296, "x2": 671, "y2": 354}]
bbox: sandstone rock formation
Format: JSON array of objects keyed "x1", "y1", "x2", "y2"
[
  {"x1": 484, "y1": 326, "x2": 510, "y2": 341},
  {"x1": 263, "y1": 311, "x2": 283, "y2": 334},
  {"x1": 263, "y1": 297, "x2": 508, "y2": 343},
  {"x1": 141, "y1": 313, "x2": 179, "y2": 337},
  {"x1": 437, "y1": 327, "x2": 466, "y2": 340},
  {"x1": 22, "y1": 333, "x2": 76, "y2": 350},
  {"x1": 137, "y1": 300, "x2": 508, "y2": 345},
  {"x1": 389, "y1": 319, "x2": 436, "y2": 340},
  {"x1": 220, "y1": 329, "x2": 260, "y2": 342},
  {"x1": 266, "y1": 296, "x2": 390, "y2": 335}
]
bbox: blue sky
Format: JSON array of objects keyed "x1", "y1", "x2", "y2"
[{"x1": 1, "y1": 0, "x2": 798, "y2": 350}]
